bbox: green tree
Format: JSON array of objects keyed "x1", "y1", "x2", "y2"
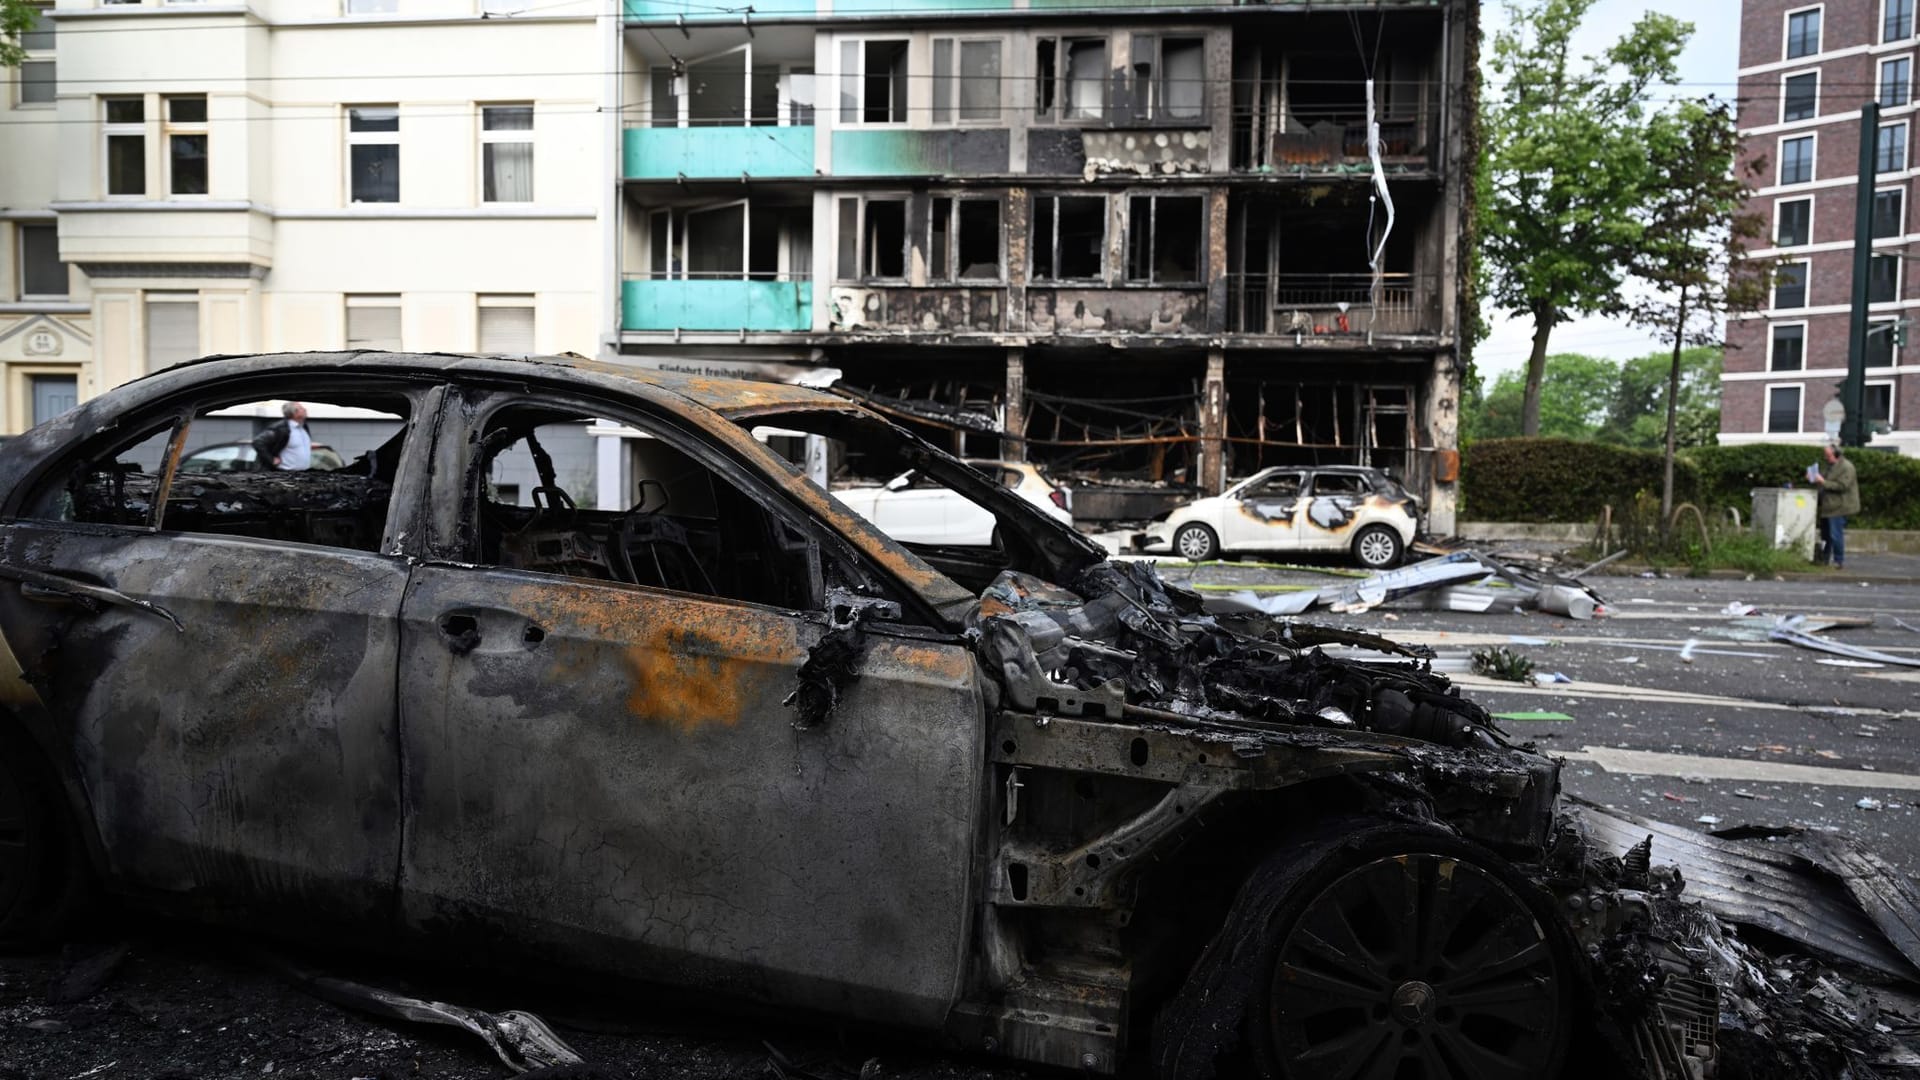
[
  {"x1": 1464, "y1": 352, "x2": 1618, "y2": 443},
  {"x1": 1478, "y1": 0, "x2": 1691, "y2": 435},
  {"x1": 1599, "y1": 347, "x2": 1723, "y2": 450},
  {"x1": 1623, "y1": 99, "x2": 1770, "y2": 522},
  {"x1": 2, "y1": 0, "x2": 38, "y2": 68}
]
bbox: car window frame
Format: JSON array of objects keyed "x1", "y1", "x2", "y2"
[
  {"x1": 15, "y1": 373, "x2": 443, "y2": 558},
  {"x1": 1307, "y1": 471, "x2": 1370, "y2": 498},
  {"x1": 433, "y1": 383, "x2": 906, "y2": 620}
]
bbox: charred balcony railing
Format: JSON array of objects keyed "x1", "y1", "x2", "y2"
[
  {"x1": 1226, "y1": 272, "x2": 1439, "y2": 336},
  {"x1": 1229, "y1": 99, "x2": 1437, "y2": 173}
]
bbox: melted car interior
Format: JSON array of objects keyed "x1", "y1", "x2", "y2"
[
  {"x1": 474, "y1": 405, "x2": 819, "y2": 610},
  {"x1": 51, "y1": 391, "x2": 412, "y2": 554}
]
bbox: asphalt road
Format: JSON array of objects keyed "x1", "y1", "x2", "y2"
[{"x1": 5, "y1": 563, "x2": 1918, "y2": 1080}]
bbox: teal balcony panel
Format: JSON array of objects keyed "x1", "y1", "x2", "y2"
[
  {"x1": 626, "y1": 0, "x2": 812, "y2": 18},
  {"x1": 624, "y1": 126, "x2": 815, "y2": 180},
  {"x1": 622, "y1": 279, "x2": 814, "y2": 333},
  {"x1": 830, "y1": 0, "x2": 1010, "y2": 11},
  {"x1": 830, "y1": 128, "x2": 1010, "y2": 177}
]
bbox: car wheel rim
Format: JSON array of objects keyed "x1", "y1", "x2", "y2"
[
  {"x1": 0, "y1": 763, "x2": 33, "y2": 917},
  {"x1": 1177, "y1": 530, "x2": 1209, "y2": 559},
  {"x1": 1267, "y1": 853, "x2": 1562, "y2": 1080},
  {"x1": 1360, "y1": 533, "x2": 1394, "y2": 566}
]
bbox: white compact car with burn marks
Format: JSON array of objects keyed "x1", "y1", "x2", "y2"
[{"x1": 1134, "y1": 465, "x2": 1420, "y2": 568}]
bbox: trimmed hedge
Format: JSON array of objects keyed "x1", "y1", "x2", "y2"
[
  {"x1": 1690, "y1": 444, "x2": 1920, "y2": 531},
  {"x1": 1460, "y1": 438, "x2": 1697, "y2": 523},
  {"x1": 1463, "y1": 438, "x2": 1920, "y2": 529}
]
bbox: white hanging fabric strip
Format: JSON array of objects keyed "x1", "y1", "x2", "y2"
[{"x1": 1365, "y1": 77, "x2": 1397, "y2": 338}]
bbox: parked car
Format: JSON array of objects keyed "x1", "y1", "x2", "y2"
[
  {"x1": 178, "y1": 440, "x2": 347, "y2": 474},
  {"x1": 0, "y1": 352, "x2": 1681, "y2": 1079},
  {"x1": 1134, "y1": 465, "x2": 1421, "y2": 568},
  {"x1": 831, "y1": 458, "x2": 1072, "y2": 545}
]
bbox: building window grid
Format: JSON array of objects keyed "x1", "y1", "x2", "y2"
[
  {"x1": 1782, "y1": 70, "x2": 1819, "y2": 123},
  {"x1": 1889, "y1": 0, "x2": 1915, "y2": 43},
  {"x1": 346, "y1": 105, "x2": 401, "y2": 204},
  {"x1": 1769, "y1": 323, "x2": 1807, "y2": 372},
  {"x1": 1776, "y1": 197, "x2": 1813, "y2": 247},
  {"x1": 17, "y1": 4, "x2": 53, "y2": 107},
  {"x1": 480, "y1": 104, "x2": 533, "y2": 203},
  {"x1": 1766, "y1": 383, "x2": 1804, "y2": 434},
  {"x1": 1879, "y1": 122, "x2": 1908, "y2": 174},
  {"x1": 103, "y1": 96, "x2": 146, "y2": 197},
  {"x1": 1881, "y1": 56, "x2": 1912, "y2": 109},
  {"x1": 1785, "y1": 7, "x2": 1823, "y2": 60},
  {"x1": 1780, "y1": 134, "x2": 1815, "y2": 186}
]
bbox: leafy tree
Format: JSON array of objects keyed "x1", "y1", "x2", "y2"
[
  {"x1": 1478, "y1": 0, "x2": 1691, "y2": 435},
  {"x1": 2, "y1": 0, "x2": 38, "y2": 69},
  {"x1": 1623, "y1": 99, "x2": 1770, "y2": 523},
  {"x1": 1599, "y1": 347, "x2": 1723, "y2": 451},
  {"x1": 1464, "y1": 352, "x2": 1617, "y2": 443}
]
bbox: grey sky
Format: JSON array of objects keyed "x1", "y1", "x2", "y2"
[{"x1": 1474, "y1": 0, "x2": 1742, "y2": 376}]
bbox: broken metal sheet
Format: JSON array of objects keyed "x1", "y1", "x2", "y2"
[
  {"x1": 1416, "y1": 585, "x2": 1503, "y2": 612},
  {"x1": 1320, "y1": 551, "x2": 1492, "y2": 613},
  {"x1": 278, "y1": 965, "x2": 584, "y2": 1073},
  {"x1": 1577, "y1": 801, "x2": 1920, "y2": 981},
  {"x1": 1199, "y1": 587, "x2": 1318, "y2": 616},
  {"x1": 1770, "y1": 617, "x2": 1920, "y2": 668}
]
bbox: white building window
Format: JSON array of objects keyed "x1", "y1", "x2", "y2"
[
  {"x1": 16, "y1": 4, "x2": 54, "y2": 107},
  {"x1": 1891, "y1": 0, "x2": 1916, "y2": 42},
  {"x1": 1879, "y1": 121, "x2": 1908, "y2": 174},
  {"x1": 478, "y1": 295, "x2": 535, "y2": 353},
  {"x1": 1132, "y1": 34, "x2": 1205, "y2": 121},
  {"x1": 104, "y1": 97, "x2": 146, "y2": 196},
  {"x1": 1880, "y1": 56, "x2": 1912, "y2": 109},
  {"x1": 145, "y1": 293, "x2": 200, "y2": 372},
  {"x1": 1785, "y1": 7, "x2": 1822, "y2": 59},
  {"x1": 1776, "y1": 197, "x2": 1812, "y2": 246},
  {"x1": 17, "y1": 223, "x2": 67, "y2": 299},
  {"x1": 932, "y1": 38, "x2": 1002, "y2": 124},
  {"x1": 480, "y1": 104, "x2": 533, "y2": 202},
  {"x1": 166, "y1": 95, "x2": 208, "y2": 196},
  {"x1": 1866, "y1": 381, "x2": 1896, "y2": 427},
  {"x1": 1775, "y1": 260, "x2": 1809, "y2": 309},
  {"x1": 1766, "y1": 384, "x2": 1803, "y2": 434},
  {"x1": 344, "y1": 0, "x2": 396, "y2": 11},
  {"x1": 839, "y1": 39, "x2": 908, "y2": 124},
  {"x1": 1779, "y1": 135, "x2": 1814, "y2": 185},
  {"x1": 1781, "y1": 71, "x2": 1818, "y2": 122},
  {"x1": 346, "y1": 294, "x2": 402, "y2": 350},
  {"x1": 1876, "y1": 187, "x2": 1907, "y2": 238},
  {"x1": 347, "y1": 105, "x2": 400, "y2": 204},
  {"x1": 1769, "y1": 323, "x2": 1805, "y2": 371}
]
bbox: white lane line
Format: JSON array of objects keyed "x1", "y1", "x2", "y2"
[
  {"x1": 1562, "y1": 745, "x2": 1920, "y2": 791},
  {"x1": 1450, "y1": 674, "x2": 1799, "y2": 711}
]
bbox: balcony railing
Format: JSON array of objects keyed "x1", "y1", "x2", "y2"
[
  {"x1": 1226, "y1": 272, "x2": 1438, "y2": 336},
  {"x1": 623, "y1": 124, "x2": 815, "y2": 180},
  {"x1": 622, "y1": 274, "x2": 813, "y2": 333},
  {"x1": 1230, "y1": 101, "x2": 1437, "y2": 173}
]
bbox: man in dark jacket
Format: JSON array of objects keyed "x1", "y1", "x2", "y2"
[
  {"x1": 1813, "y1": 442, "x2": 1860, "y2": 569},
  {"x1": 251, "y1": 401, "x2": 313, "y2": 470}
]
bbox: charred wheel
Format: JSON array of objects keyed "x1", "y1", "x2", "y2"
[{"x1": 1257, "y1": 846, "x2": 1568, "y2": 1080}]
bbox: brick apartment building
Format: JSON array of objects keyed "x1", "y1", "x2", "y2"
[{"x1": 1729, "y1": 0, "x2": 1920, "y2": 456}]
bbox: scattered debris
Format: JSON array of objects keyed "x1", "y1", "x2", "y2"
[
  {"x1": 1696, "y1": 814, "x2": 1722, "y2": 825},
  {"x1": 1770, "y1": 616, "x2": 1920, "y2": 668},
  {"x1": 1859, "y1": 797, "x2": 1887, "y2": 812},
  {"x1": 1819, "y1": 658, "x2": 1888, "y2": 669},
  {"x1": 1199, "y1": 549, "x2": 1610, "y2": 619},
  {"x1": 1491, "y1": 710, "x2": 1575, "y2": 721}
]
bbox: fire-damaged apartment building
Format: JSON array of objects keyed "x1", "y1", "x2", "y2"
[{"x1": 611, "y1": 0, "x2": 1474, "y2": 531}]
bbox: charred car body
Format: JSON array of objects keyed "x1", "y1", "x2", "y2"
[{"x1": 0, "y1": 353, "x2": 1913, "y2": 1080}]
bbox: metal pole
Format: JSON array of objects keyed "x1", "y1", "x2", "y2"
[{"x1": 1843, "y1": 102, "x2": 1879, "y2": 448}]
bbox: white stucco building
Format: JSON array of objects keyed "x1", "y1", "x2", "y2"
[{"x1": 1, "y1": 0, "x2": 608, "y2": 436}]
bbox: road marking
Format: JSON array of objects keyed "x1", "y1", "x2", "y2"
[
  {"x1": 1563, "y1": 745, "x2": 1920, "y2": 791},
  {"x1": 1451, "y1": 673, "x2": 1799, "y2": 711}
]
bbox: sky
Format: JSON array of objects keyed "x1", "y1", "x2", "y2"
[{"x1": 1473, "y1": 0, "x2": 1742, "y2": 377}]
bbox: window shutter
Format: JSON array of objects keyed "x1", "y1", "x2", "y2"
[
  {"x1": 146, "y1": 299, "x2": 200, "y2": 372},
  {"x1": 347, "y1": 303, "x2": 402, "y2": 351},
  {"x1": 479, "y1": 305, "x2": 535, "y2": 353}
]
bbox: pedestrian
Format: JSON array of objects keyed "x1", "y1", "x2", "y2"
[
  {"x1": 251, "y1": 401, "x2": 313, "y2": 471},
  {"x1": 1810, "y1": 441, "x2": 1859, "y2": 569}
]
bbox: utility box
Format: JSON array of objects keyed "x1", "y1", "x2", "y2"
[{"x1": 1751, "y1": 487, "x2": 1817, "y2": 559}]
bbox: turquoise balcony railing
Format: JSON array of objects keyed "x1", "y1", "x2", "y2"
[
  {"x1": 622, "y1": 277, "x2": 814, "y2": 332},
  {"x1": 624, "y1": 125, "x2": 815, "y2": 180}
]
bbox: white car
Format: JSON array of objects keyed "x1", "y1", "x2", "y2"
[
  {"x1": 1135, "y1": 465, "x2": 1420, "y2": 568},
  {"x1": 833, "y1": 459, "x2": 1072, "y2": 545}
]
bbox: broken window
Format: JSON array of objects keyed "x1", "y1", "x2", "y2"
[
  {"x1": 933, "y1": 38, "x2": 1002, "y2": 123},
  {"x1": 1124, "y1": 195, "x2": 1203, "y2": 284},
  {"x1": 840, "y1": 39, "x2": 908, "y2": 124},
  {"x1": 1034, "y1": 36, "x2": 1108, "y2": 121},
  {"x1": 1132, "y1": 35, "x2": 1204, "y2": 120},
  {"x1": 929, "y1": 197, "x2": 1003, "y2": 281},
  {"x1": 35, "y1": 390, "x2": 414, "y2": 555},
  {"x1": 472, "y1": 402, "x2": 819, "y2": 610},
  {"x1": 833, "y1": 196, "x2": 908, "y2": 281},
  {"x1": 1031, "y1": 195, "x2": 1106, "y2": 281}
]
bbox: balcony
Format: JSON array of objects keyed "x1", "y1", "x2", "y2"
[
  {"x1": 826, "y1": 285, "x2": 1006, "y2": 333},
  {"x1": 624, "y1": 125, "x2": 815, "y2": 181},
  {"x1": 830, "y1": 129, "x2": 1011, "y2": 178},
  {"x1": 1231, "y1": 102, "x2": 1438, "y2": 175},
  {"x1": 622, "y1": 276, "x2": 813, "y2": 333},
  {"x1": 1226, "y1": 273, "x2": 1439, "y2": 337}
]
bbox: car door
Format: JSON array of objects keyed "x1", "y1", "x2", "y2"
[
  {"x1": 394, "y1": 387, "x2": 987, "y2": 1029},
  {"x1": 1221, "y1": 470, "x2": 1306, "y2": 550},
  {"x1": 867, "y1": 471, "x2": 968, "y2": 543},
  {"x1": 0, "y1": 380, "x2": 432, "y2": 922},
  {"x1": 1299, "y1": 471, "x2": 1370, "y2": 551}
]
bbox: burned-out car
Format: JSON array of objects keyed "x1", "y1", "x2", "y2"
[
  {"x1": 1135, "y1": 465, "x2": 1420, "y2": 568},
  {"x1": 0, "y1": 353, "x2": 1915, "y2": 1080}
]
